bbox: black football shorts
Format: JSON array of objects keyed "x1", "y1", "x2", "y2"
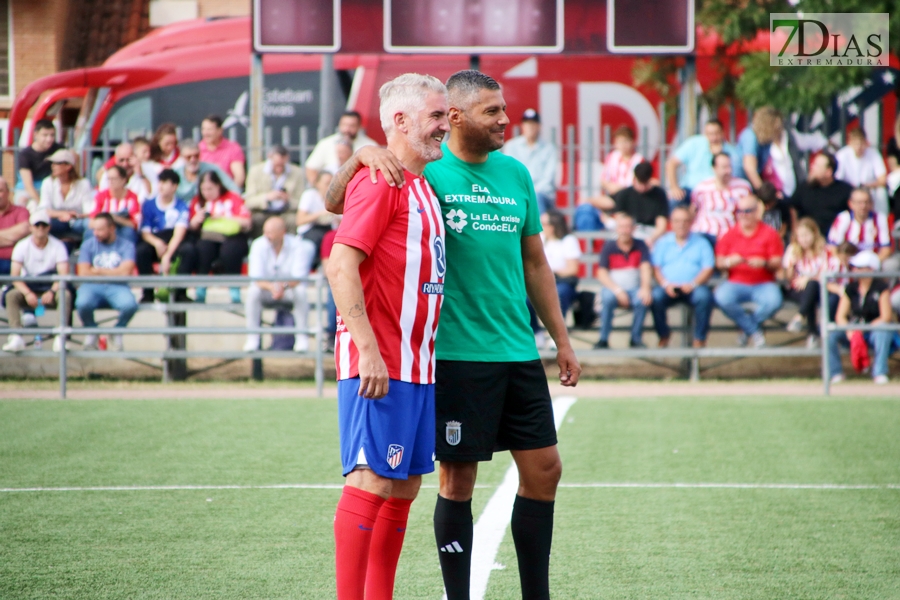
[{"x1": 434, "y1": 359, "x2": 557, "y2": 462}]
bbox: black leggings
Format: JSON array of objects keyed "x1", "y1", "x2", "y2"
[
  {"x1": 787, "y1": 281, "x2": 839, "y2": 335},
  {"x1": 196, "y1": 234, "x2": 248, "y2": 275}
]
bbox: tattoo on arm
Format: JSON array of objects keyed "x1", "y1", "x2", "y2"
[
  {"x1": 348, "y1": 302, "x2": 365, "y2": 318},
  {"x1": 325, "y1": 156, "x2": 362, "y2": 213}
]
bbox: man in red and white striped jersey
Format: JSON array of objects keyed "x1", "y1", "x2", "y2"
[
  {"x1": 827, "y1": 187, "x2": 893, "y2": 262},
  {"x1": 326, "y1": 73, "x2": 450, "y2": 600},
  {"x1": 601, "y1": 125, "x2": 645, "y2": 195},
  {"x1": 690, "y1": 153, "x2": 753, "y2": 243}
]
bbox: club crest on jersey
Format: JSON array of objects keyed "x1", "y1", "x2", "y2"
[
  {"x1": 386, "y1": 444, "x2": 404, "y2": 469},
  {"x1": 433, "y1": 237, "x2": 446, "y2": 278},
  {"x1": 445, "y1": 421, "x2": 461, "y2": 446}
]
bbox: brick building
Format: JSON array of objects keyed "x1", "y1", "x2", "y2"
[{"x1": 1, "y1": 0, "x2": 249, "y2": 116}]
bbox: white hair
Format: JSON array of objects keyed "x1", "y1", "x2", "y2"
[{"x1": 379, "y1": 73, "x2": 447, "y2": 137}]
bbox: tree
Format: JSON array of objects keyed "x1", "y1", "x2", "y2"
[{"x1": 634, "y1": 0, "x2": 900, "y2": 115}]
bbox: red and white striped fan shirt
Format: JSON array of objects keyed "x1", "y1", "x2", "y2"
[
  {"x1": 602, "y1": 150, "x2": 644, "y2": 188},
  {"x1": 782, "y1": 246, "x2": 841, "y2": 288},
  {"x1": 91, "y1": 189, "x2": 142, "y2": 226},
  {"x1": 333, "y1": 170, "x2": 445, "y2": 385},
  {"x1": 826, "y1": 210, "x2": 891, "y2": 251},
  {"x1": 690, "y1": 177, "x2": 753, "y2": 238}
]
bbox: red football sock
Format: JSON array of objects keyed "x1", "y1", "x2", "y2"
[
  {"x1": 334, "y1": 486, "x2": 386, "y2": 600},
  {"x1": 365, "y1": 496, "x2": 414, "y2": 600}
]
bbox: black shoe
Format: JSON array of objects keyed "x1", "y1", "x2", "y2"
[
  {"x1": 173, "y1": 290, "x2": 193, "y2": 303},
  {"x1": 140, "y1": 291, "x2": 155, "y2": 304},
  {"x1": 593, "y1": 340, "x2": 609, "y2": 349},
  {"x1": 630, "y1": 340, "x2": 647, "y2": 348}
]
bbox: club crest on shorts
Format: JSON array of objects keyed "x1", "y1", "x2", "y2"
[
  {"x1": 445, "y1": 421, "x2": 461, "y2": 446},
  {"x1": 386, "y1": 444, "x2": 404, "y2": 469}
]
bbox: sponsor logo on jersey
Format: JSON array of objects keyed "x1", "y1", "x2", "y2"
[
  {"x1": 445, "y1": 421, "x2": 461, "y2": 446},
  {"x1": 422, "y1": 282, "x2": 444, "y2": 295},
  {"x1": 446, "y1": 209, "x2": 468, "y2": 233},
  {"x1": 386, "y1": 444, "x2": 404, "y2": 469}
]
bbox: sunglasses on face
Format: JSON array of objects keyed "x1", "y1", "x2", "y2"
[
  {"x1": 34, "y1": 222, "x2": 50, "y2": 228},
  {"x1": 183, "y1": 154, "x2": 200, "y2": 160}
]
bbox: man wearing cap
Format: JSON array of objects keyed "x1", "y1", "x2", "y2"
[
  {"x1": 829, "y1": 250, "x2": 896, "y2": 385},
  {"x1": 2, "y1": 209, "x2": 70, "y2": 353},
  {"x1": 39, "y1": 149, "x2": 93, "y2": 240},
  {"x1": 0, "y1": 177, "x2": 31, "y2": 275},
  {"x1": 502, "y1": 108, "x2": 559, "y2": 214}
]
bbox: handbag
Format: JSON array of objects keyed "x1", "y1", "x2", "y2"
[{"x1": 200, "y1": 217, "x2": 241, "y2": 243}]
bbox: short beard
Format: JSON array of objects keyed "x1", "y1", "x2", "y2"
[{"x1": 408, "y1": 120, "x2": 443, "y2": 163}]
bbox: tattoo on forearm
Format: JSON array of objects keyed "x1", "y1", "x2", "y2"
[
  {"x1": 325, "y1": 157, "x2": 360, "y2": 212},
  {"x1": 348, "y1": 302, "x2": 365, "y2": 318}
]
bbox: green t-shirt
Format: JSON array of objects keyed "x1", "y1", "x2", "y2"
[{"x1": 424, "y1": 146, "x2": 542, "y2": 362}]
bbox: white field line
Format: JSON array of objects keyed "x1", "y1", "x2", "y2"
[
  {"x1": 444, "y1": 396, "x2": 578, "y2": 600},
  {"x1": 3, "y1": 482, "x2": 897, "y2": 494},
  {"x1": 0, "y1": 483, "x2": 494, "y2": 493},
  {"x1": 559, "y1": 482, "x2": 900, "y2": 490}
]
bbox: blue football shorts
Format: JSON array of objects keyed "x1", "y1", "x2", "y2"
[{"x1": 337, "y1": 378, "x2": 436, "y2": 480}]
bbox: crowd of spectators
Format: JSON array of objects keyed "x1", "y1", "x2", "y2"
[
  {"x1": 1, "y1": 112, "x2": 367, "y2": 353},
  {"x1": 3, "y1": 106, "x2": 900, "y2": 383},
  {"x1": 552, "y1": 106, "x2": 900, "y2": 384}
]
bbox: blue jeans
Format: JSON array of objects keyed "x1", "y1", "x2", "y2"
[
  {"x1": 0, "y1": 259, "x2": 10, "y2": 276},
  {"x1": 50, "y1": 217, "x2": 89, "y2": 239},
  {"x1": 650, "y1": 284, "x2": 713, "y2": 342},
  {"x1": 527, "y1": 280, "x2": 579, "y2": 332},
  {"x1": 574, "y1": 204, "x2": 604, "y2": 232},
  {"x1": 600, "y1": 287, "x2": 649, "y2": 344},
  {"x1": 75, "y1": 283, "x2": 138, "y2": 329},
  {"x1": 713, "y1": 281, "x2": 782, "y2": 336},
  {"x1": 536, "y1": 192, "x2": 555, "y2": 215},
  {"x1": 828, "y1": 330, "x2": 895, "y2": 378}
]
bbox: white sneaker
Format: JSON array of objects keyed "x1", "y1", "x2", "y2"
[
  {"x1": 243, "y1": 338, "x2": 260, "y2": 352},
  {"x1": 830, "y1": 373, "x2": 845, "y2": 384},
  {"x1": 83, "y1": 334, "x2": 98, "y2": 350},
  {"x1": 751, "y1": 331, "x2": 766, "y2": 348},
  {"x1": 293, "y1": 336, "x2": 310, "y2": 353},
  {"x1": 737, "y1": 332, "x2": 748, "y2": 347},
  {"x1": 786, "y1": 315, "x2": 804, "y2": 333},
  {"x1": 52, "y1": 337, "x2": 69, "y2": 352},
  {"x1": 2, "y1": 334, "x2": 25, "y2": 353},
  {"x1": 534, "y1": 331, "x2": 546, "y2": 349},
  {"x1": 110, "y1": 334, "x2": 124, "y2": 352},
  {"x1": 806, "y1": 334, "x2": 820, "y2": 349},
  {"x1": 874, "y1": 375, "x2": 889, "y2": 385}
]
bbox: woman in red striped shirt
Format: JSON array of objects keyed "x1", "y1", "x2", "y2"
[{"x1": 782, "y1": 217, "x2": 843, "y2": 347}]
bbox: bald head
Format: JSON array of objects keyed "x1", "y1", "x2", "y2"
[{"x1": 263, "y1": 216, "x2": 287, "y2": 246}]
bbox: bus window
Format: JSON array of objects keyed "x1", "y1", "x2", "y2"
[{"x1": 103, "y1": 95, "x2": 152, "y2": 142}]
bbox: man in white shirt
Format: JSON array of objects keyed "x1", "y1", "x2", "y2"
[
  {"x1": 96, "y1": 142, "x2": 153, "y2": 204},
  {"x1": 243, "y1": 216, "x2": 316, "y2": 353},
  {"x1": 2, "y1": 210, "x2": 70, "y2": 353},
  {"x1": 835, "y1": 128, "x2": 889, "y2": 215},
  {"x1": 502, "y1": 108, "x2": 558, "y2": 214},
  {"x1": 304, "y1": 111, "x2": 377, "y2": 184}
]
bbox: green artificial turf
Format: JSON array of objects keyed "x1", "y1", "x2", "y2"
[{"x1": 1, "y1": 395, "x2": 898, "y2": 599}]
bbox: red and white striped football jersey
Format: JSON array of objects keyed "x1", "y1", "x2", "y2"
[
  {"x1": 333, "y1": 171, "x2": 445, "y2": 384},
  {"x1": 783, "y1": 246, "x2": 841, "y2": 287},
  {"x1": 91, "y1": 189, "x2": 142, "y2": 226},
  {"x1": 690, "y1": 177, "x2": 753, "y2": 238},
  {"x1": 602, "y1": 150, "x2": 645, "y2": 187},
  {"x1": 826, "y1": 210, "x2": 891, "y2": 251}
]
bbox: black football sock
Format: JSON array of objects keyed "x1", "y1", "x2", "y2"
[
  {"x1": 434, "y1": 495, "x2": 473, "y2": 600},
  {"x1": 510, "y1": 495, "x2": 555, "y2": 600}
]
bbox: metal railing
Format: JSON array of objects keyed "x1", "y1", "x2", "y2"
[
  {"x1": 0, "y1": 274, "x2": 329, "y2": 399},
  {"x1": 820, "y1": 270, "x2": 900, "y2": 395}
]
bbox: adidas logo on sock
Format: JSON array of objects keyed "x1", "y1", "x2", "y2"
[{"x1": 440, "y1": 541, "x2": 464, "y2": 553}]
